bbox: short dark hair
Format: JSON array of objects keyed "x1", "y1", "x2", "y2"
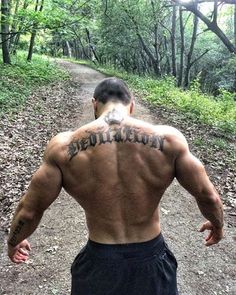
[{"x1": 93, "y1": 78, "x2": 132, "y2": 105}]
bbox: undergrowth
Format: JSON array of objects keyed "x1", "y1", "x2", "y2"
[
  {"x1": 77, "y1": 60, "x2": 236, "y2": 135},
  {"x1": 0, "y1": 52, "x2": 69, "y2": 113}
]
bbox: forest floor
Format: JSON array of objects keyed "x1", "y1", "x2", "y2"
[{"x1": 0, "y1": 61, "x2": 235, "y2": 295}]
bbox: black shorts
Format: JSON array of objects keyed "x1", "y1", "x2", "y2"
[{"x1": 71, "y1": 233, "x2": 178, "y2": 295}]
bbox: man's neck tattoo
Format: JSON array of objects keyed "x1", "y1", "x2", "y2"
[
  {"x1": 68, "y1": 125, "x2": 164, "y2": 160},
  {"x1": 104, "y1": 109, "x2": 124, "y2": 125}
]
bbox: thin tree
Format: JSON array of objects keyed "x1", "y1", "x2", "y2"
[
  {"x1": 12, "y1": 0, "x2": 29, "y2": 55},
  {"x1": 27, "y1": 0, "x2": 44, "y2": 62},
  {"x1": 9, "y1": 0, "x2": 20, "y2": 52},
  {"x1": 178, "y1": 6, "x2": 184, "y2": 87},
  {"x1": 184, "y1": 10, "x2": 199, "y2": 88},
  {"x1": 234, "y1": 2, "x2": 236, "y2": 90},
  {"x1": 171, "y1": 4, "x2": 177, "y2": 77},
  {"x1": 1, "y1": 0, "x2": 11, "y2": 64}
]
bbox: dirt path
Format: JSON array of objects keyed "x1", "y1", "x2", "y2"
[{"x1": 0, "y1": 61, "x2": 235, "y2": 295}]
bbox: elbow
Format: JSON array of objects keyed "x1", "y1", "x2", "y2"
[
  {"x1": 17, "y1": 199, "x2": 43, "y2": 222},
  {"x1": 198, "y1": 190, "x2": 222, "y2": 206},
  {"x1": 21, "y1": 209, "x2": 43, "y2": 222},
  {"x1": 206, "y1": 184, "x2": 222, "y2": 205}
]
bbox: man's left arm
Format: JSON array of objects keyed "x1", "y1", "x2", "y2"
[{"x1": 7, "y1": 140, "x2": 63, "y2": 263}]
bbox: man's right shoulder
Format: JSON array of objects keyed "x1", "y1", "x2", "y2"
[
  {"x1": 44, "y1": 131, "x2": 73, "y2": 163},
  {"x1": 48, "y1": 121, "x2": 97, "y2": 147},
  {"x1": 45, "y1": 122, "x2": 99, "y2": 162}
]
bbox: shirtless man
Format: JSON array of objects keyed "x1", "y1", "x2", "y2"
[{"x1": 8, "y1": 78, "x2": 224, "y2": 294}]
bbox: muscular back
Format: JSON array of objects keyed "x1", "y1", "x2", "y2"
[
  {"x1": 7, "y1": 96, "x2": 223, "y2": 263},
  {"x1": 55, "y1": 111, "x2": 178, "y2": 243}
]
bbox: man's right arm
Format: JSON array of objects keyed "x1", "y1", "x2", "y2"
[{"x1": 174, "y1": 134, "x2": 224, "y2": 246}]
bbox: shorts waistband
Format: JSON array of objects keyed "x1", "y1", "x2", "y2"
[{"x1": 86, "y1": 233, "x2": 165, "y2": 260}]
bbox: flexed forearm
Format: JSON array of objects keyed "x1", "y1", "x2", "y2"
[
  {"x1": 196, "y1": 191, "x2": 224, "y2": 246},
  {"x1": 8, "y1": 136, "x2": 62, "y2": 263},
  {"x1": 174, "y1": 131, "x2": 224, "y2": 245},
  {"x1": 196, "y1": 193, "x2": 224, "y2": 229},
  {"x1": 7, "y1": 196, "x2": 43, "y2": 247}
]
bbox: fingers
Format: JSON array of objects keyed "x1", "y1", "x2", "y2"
[
  {"x1": 205, "y1": 231, "x2": 213, "y2": 242},
  {"x1": 199, "y1": 221, "x2": 212, "y2": 232},
  {"x1": 199, "y1": 221, "x2": 223, "y2": 247},
  {"x1": 24, "y1": 241, "x2": 32, "y2": 251},
  {"x1": 8, "y1": 240, "x2": 32, "y2": 264},
  {"x1": 13, "y1": 257, "x2": 28, "y2": 264},
  {"x1": 199, "y1": 224, "x2": 205, "y2": 232},
  {"x1": 205, "y1": 237, "x2": 219, "y2": 247},
  {"x1": 9, "y1": 247, "x2": 30, "y2": 264},
  {"x1": 26, "y1": 243, "x2": 32, "y2": 251},
  {"x1": 204, "y1": 231, "x2": 222, "y2": 246},
  {"x1": 205, "y1": 240, "x2": 215, "y2": 247},
  {"x1": 11, "y1": 252, "x2": 28, "y2": 264},
  {"x1": 15, "y1": 253, "x2": 27, "y2": 261},
  {"x1": 12, "y1": 257, "x2": 22, "y2": 264},
  {"x1": 18, "y1": 248, "x2": 29, "y2": 256}
]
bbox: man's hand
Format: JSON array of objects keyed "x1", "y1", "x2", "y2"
[
  {"x1": 8, "y1": 239, "x2": 31, "y2": 264},
  {"x1": 199, "y1": 221, "x2": 223, "y2": 246}
]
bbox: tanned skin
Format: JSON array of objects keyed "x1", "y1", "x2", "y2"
[{"x1": 7, "y1": 99, "x2": 224, "y2": 263}]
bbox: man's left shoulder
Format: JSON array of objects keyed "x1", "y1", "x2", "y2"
[
  {"x1": 154, "y1": 125, "x2": 186, "y2": 140},
  {"x1": 153, "y1": 125, "x2": 189, "y2": 155}
]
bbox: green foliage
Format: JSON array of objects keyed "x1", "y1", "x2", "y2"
[
  {"x1": 192, "y1": 137, "x2": 205, "y2": 147},
  {"x1": 210, "y1": 138, "x2": 228, "y2": 150},
  {"x1": 0, "y1": 51, "x2": 69, "y2": 112},
  {"x1": 79, "y1": 60, "x2": 236, "y2": 134},
  {"x1": 3, "y1": 0, "x2": 236, "y2": 94}
]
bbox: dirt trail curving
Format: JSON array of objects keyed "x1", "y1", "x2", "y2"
[{"x1": 0, "y1": 61, "x2": 235, "y2": 295}]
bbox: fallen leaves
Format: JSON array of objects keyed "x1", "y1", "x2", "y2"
[{"x1": 0, "y1": 79, "x2": 82, "y2": 232}]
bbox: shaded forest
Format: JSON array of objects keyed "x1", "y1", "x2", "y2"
[{"x1": 1, "y1": 0, "x2": 236, "y2": 95}]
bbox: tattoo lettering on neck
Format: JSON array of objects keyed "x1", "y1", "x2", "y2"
[
  {"x1": 68, "y1": 125, "x2": 164, "y2": 160},
  {"x1": 104, "y1": 109, "x2": 124, "y2": 125},
  {"x1": 8, "y1": 220, "x2": 25, "y2": 247}
]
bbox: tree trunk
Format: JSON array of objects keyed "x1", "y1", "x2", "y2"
[
  {"x1": 153, "y1": 23, "x2": 161, "y2": 76},
  {"x1": 9, "y1": 0, "x2": 20, "y2": 51},
  {"x1": 233, "y1": 2, "x2": 236, "y2": 91},
  {"x1": 171, "y1": 4, "x2": 177, "y2": 77},
  {"x1": 65, "y1": 41, "x2": 72, "y2": 58},
  {"x1": 151, "y1": 0, "x2": 161, "y2": 76},
  {"x1": 85, "y1": 28, "x2": 100, "y2": 63},
  {"x1": 164, "y1": 35, "x2": 171, "y2": 75},
  {"x1": 178, "y1": 6, "x2": 184, "y2": 87},
  {"x1": 184, "y1": 12, "x2": 199, "y2": 88},
  {"x1": 12, "y1": 0, "x2": 28, "y2": 55},
  {"x1": 1, "y1": 0, "x2": 11, "y2": 64},
  {"x1": 27, "y1": 0, "x2": 44, "y2": 61},
  {"x1": 137, "y1": 32, "x2": 161, "y2": 76},
  {"x1": 234, "y1": 2, "x2": 236, "y2": 47},
  {"x1": 140, "y1": 49, "x2": 150, "y2": 74},
  {"x1": 78, "y1": 37, "x2": 89, "y2": 59},
  {"x1": 27, "y1": 30, "x2": 36, "y2": 61},
  {"x1": 73, "y1": 39, "x2": 79, "y2": 59}
]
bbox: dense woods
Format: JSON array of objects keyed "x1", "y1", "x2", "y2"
[{"x1": 0, "y1": 0, "x2": 236, "y2": 94}]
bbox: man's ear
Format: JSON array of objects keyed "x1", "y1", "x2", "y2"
[
  {"x1": 92, "y1": 98, "x2": 97, "y2": 111},
  {"x1": 130, "y1": 99, "x2": 135, "y2": 114}
]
